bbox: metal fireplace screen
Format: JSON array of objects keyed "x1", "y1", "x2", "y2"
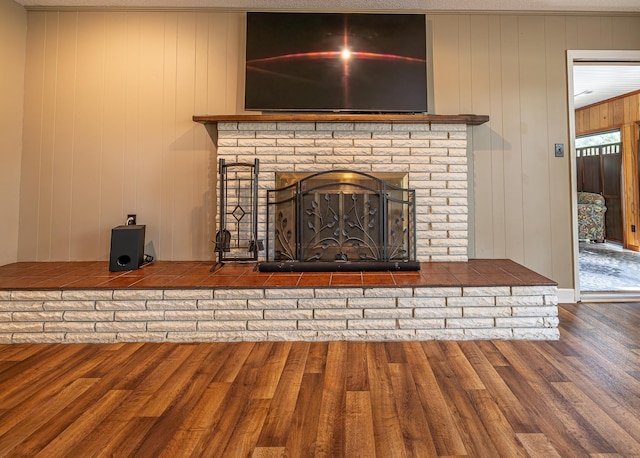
[{"x1": 260, "y1": 170, "x2": 418, "y2": 272}]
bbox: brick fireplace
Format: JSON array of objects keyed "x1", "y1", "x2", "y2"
[
  {"x1": 0, "y1": 114, "x2": 560, "y2": 344},
  {"x1": 187, "y1": 114, "x2": 557, "y2": 341},
  {"x1": 211, "y1": 114, "x2": 480, "y2": 263}
]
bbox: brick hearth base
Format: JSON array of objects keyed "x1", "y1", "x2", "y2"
[{"x1": 0, "y1": 260, "x2": 559, "y2": 343}]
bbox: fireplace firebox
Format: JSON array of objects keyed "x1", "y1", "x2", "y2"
[{"x1": 259, "y1": 170, "x2": 419, "y2": 272}]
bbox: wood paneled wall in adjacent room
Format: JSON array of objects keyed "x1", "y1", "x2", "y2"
[{"x1": 575, "y1": 91, "x2": 640, "y2": 250}]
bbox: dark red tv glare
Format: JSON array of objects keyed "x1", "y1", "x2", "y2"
[{"x1": 247, "y1": 51, "x2": 425, "y2": 64}]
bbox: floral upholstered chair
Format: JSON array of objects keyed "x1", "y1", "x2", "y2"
[{"x1": 577, "y1": 192, "x2": 607, "y2": 242}]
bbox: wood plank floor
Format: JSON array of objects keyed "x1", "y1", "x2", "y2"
[{"x1": 0, "y1": 302, "x2": 639, "y2": 457}]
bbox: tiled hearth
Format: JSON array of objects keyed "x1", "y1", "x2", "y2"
[{"x1": 0, "y1": 260, "x2": 559, "y2": 343}]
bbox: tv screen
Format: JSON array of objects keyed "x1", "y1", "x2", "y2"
[{"x1": 244, "y1": 12, "x2": 428, "y2": 113}]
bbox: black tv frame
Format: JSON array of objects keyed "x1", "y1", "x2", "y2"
[{"x1": 244, "y1": 12, "x2": 428, "y2": 114}]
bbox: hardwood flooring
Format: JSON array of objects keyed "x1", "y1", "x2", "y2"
[{"x1": 0, "y1": 302, "x2": 639, "y2": 457}]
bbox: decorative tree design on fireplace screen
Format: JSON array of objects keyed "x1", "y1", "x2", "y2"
[{"x1": 264, "y1": 170, "x2": 416, "y2": 266}]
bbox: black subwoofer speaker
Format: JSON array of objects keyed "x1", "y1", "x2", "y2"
[{"x1": 109, "y1": 225, "x2": 146, "y2": 272}]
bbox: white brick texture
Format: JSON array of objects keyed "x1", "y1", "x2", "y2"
[
  {"x1": 0, "y1": 284, "x2": 558, "y2": 342},
  {"x1": 217, "y1": 121, "x2": 469, "y2": 262}
]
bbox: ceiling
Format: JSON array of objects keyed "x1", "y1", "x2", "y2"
[
  {"x1": 13, "y1": 0, "x2": 640, "y2": 12},
  {"x1": 573, "y1": 64, "x2": 640, "y2": 109}
]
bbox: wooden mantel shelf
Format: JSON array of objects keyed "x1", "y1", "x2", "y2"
[{"x1": 193, "y1": 113, "x2": 489, "y2": 126}]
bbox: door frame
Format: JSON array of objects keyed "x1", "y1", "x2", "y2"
[{"x1": 567, "y1": 50, "x2": 640, "y2": 302}]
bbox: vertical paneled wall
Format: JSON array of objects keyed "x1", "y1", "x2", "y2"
[
  {"x1": 16, "y1": 10, "x2": 640, "y2": 288},
  {"x1": 430, "y1": 14, "x2": 640, "y2": 288},
  {"x1": 19, "y1": 11, "x2": 243, "y2": 262},
  {"x1": 0, "y1": 0, "x2": 27, "y2": 266}
]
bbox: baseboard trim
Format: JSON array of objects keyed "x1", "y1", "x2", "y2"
[
  {"x1": 557, "y1": 288, "x2": 577, "y2": 303},
  {"x1": 561, "y1": 287, "x2": 640, "y2": 303},
  {"x1": 579, "y1": 291, "x2": 640, "y2": 302}
]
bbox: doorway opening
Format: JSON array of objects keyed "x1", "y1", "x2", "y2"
[{"x1": 568, "y1": 51, "x2": 640, "y2": 301}]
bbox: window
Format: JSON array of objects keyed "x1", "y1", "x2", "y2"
[{"x1": 576, "y1": 130, "x2": 621, "y2": 148}]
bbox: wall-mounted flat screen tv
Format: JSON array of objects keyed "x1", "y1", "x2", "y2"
[{"x1": 244, "y1": 12, "x2": 428, "y2": 113}]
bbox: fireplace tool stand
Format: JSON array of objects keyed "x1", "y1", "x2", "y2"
[{"x1": 212, "y1": 158, "x2": 262, "y2": 271}]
